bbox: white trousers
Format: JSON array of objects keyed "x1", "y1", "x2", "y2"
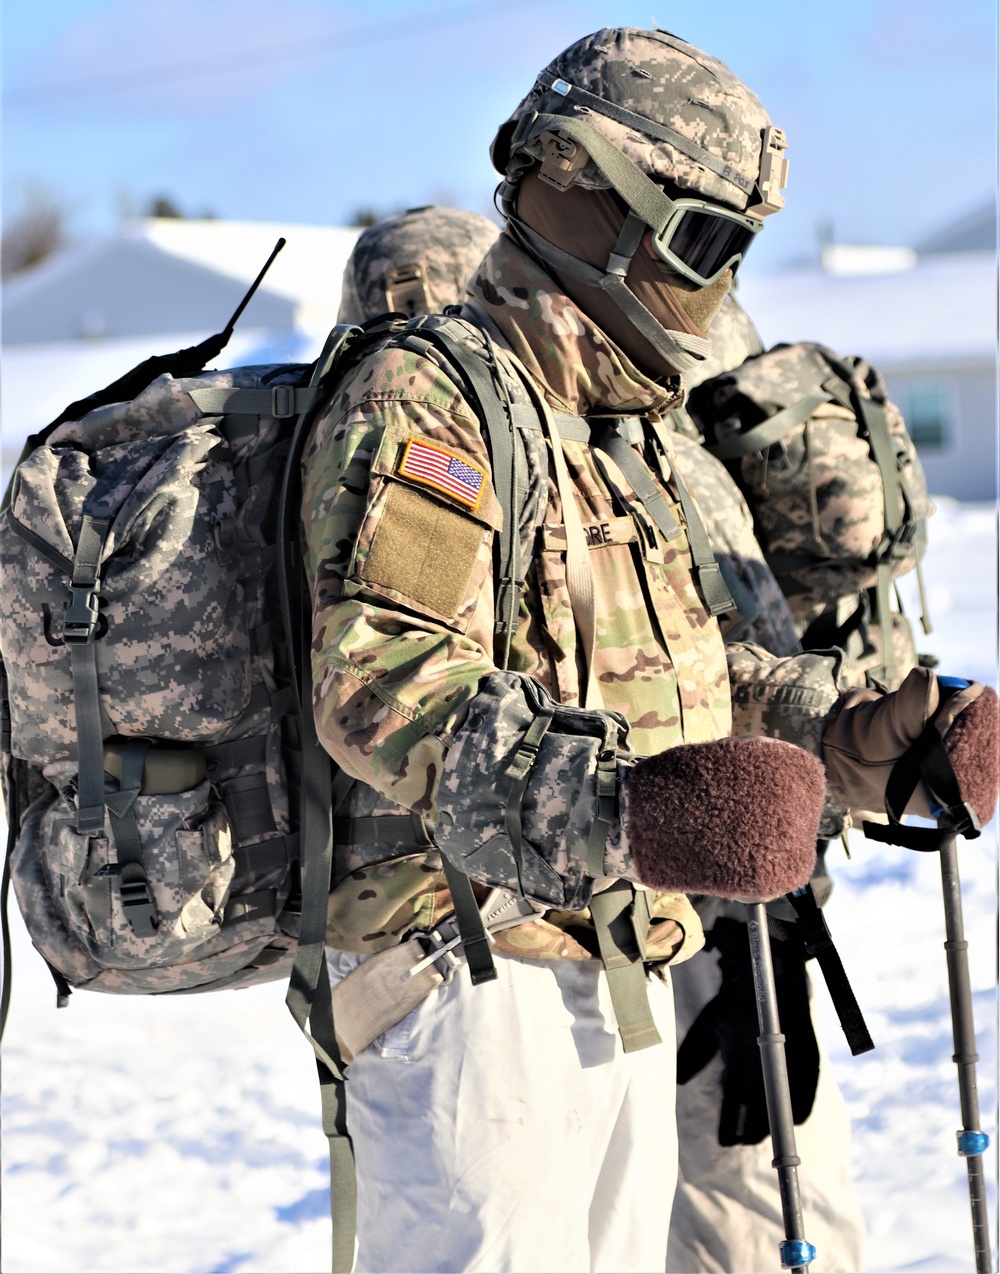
[
  {"x1": 326, "y1": 949, "x2": 678, "y2": 1274},
  {"x1": 667, "y1": 948, "x2": 867, "y2": 1274}
]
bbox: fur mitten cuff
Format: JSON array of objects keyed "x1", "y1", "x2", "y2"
[{"x1": 625, "y1": 736, "x2": 824, "y2": 900}]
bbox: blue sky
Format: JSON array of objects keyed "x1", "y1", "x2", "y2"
[{"x1": 2, "y1": 0, "x2": 996, "y2": 274}]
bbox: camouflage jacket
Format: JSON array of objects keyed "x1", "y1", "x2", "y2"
[{"x1": 303, "y1": 234, "x2": 844, "y2": 961}]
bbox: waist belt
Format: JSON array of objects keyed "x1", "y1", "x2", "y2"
[{"x1": 331, "y1": 889, "x2": 540, "y2": 1062}]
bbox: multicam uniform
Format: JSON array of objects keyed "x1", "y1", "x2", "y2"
[{"x1": 302, "y1": 230, "x2": 844, "y2": 1271}]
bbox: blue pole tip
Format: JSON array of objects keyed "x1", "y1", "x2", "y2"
[
  {"x1": 958, "y1": 1130, "x2": 990, "y2": 1157},
  {"x1": 780, "y1": 1239, "x2": 818, "y2": 1268}
]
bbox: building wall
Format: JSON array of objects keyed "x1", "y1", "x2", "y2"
[{"x1": 880, "y1": 358, "x2": 997, "y2": 501}]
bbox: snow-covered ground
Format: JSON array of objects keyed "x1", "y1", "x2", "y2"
[{"x1": 1, "y1": 498, "x2": 997, "y2": 1274}]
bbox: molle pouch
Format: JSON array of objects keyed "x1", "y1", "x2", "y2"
[
  {"x1": 435, "y1": 671, "x2": 630, "y2": 910},
  {"x1": 11, "y1": 741, "x2": 293, "y2": 993},
  {"x1": 0, "y1": 417, "x2": 251, "y2": 765}
]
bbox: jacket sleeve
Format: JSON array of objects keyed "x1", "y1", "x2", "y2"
[
  {"x1": 725, "y1": 641, "x2": 849, "y2": 836},
  {"x1": 302, "y1": 346, "x2": 636, "y2": 908}
]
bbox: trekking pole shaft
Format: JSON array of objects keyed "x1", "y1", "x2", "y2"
[
  {"x1": 745, "y1": 903, "x2": 814, "y2": 1273},
  {"x1": 939, "y1": 832, "x2": 993, "y2": 1274}
]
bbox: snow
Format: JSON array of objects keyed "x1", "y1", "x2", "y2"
[{"x1": 1, "y1": 499, "x2": 997, "y2": 1274}]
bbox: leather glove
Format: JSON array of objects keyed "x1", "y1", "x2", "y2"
[
  {"x1": 625, "y1": 736, "x2": 824, "y2": 900},
  {"x1": 822, "y1": 668, "x2": 999, "y2": 827}
]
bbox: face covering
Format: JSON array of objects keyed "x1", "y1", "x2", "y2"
[{"x1": 515, "y1": 167, "x2": 732, "y2": 380}]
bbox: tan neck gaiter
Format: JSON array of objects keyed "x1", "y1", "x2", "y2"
[{"x1": 515, "y1": 168, "x2": 731, "y2": 381}]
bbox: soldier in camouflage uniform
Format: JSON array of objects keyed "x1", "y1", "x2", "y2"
[
  {"x1": 303, "y1": 28, "x2": 999, "y2": 1273},
  {"x1": 335, "y1": 210, "x2": 873, "y2": 1272}
]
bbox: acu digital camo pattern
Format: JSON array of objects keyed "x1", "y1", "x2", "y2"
[
  {"x1": 687, "y1": 341, "x2": 933, "y2": 618},
  {"x1": 493, "y1": 27, "x2": 773, "y2": 212},
  {"x1": 0, "y1": 365, "x2": 308, "y2": 994},
  {"x1": 337, "y1": 206, "x2": 499, "y2": 325}
]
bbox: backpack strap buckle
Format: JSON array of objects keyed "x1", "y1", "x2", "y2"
[
  {"x1": 118, "y1": 862, "x2": 160, "y2": 936},
  {"x1": 63, "y1": 584, "x2": 101, "y2": 644},
  {"x1": 271, "y1": 385, "x2": 296, "y2": 418}
]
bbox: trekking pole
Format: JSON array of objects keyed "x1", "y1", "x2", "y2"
[
  {"x1": 745, "y1": 903, "x2": 818, "y2": 1273},
  {"x1": 938, "y1": 824, "x2": 993, "y2": 1274}
]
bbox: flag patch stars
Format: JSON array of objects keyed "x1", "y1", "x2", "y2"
[{"x1": 398, "y1": 438, "x2": 487, "y2": 511}]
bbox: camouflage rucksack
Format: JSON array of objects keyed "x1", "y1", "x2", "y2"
[
  {"x1": 686, "y1": 341, "x2": 934, "y2": 685},
  {"x1": 0, "y1": 346, "x2": 328, "y2": 1005}
]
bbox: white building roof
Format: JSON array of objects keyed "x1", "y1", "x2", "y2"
[
  {"x1": 737, "y1": 249, "x2": 997, "y2": 366},
  {"x1": 131, "y1": 217, "x2": 362, "y2": 337}
]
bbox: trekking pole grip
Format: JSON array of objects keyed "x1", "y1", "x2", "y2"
[
  {"x1": 744, "y1": 903, "x2": 817, "y2": 1273},
  {"x1": 938, "y1": 828, "x2": 993, "y2": 1274}
]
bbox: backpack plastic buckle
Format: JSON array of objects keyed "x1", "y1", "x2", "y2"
[
  {"x1": 118, "y1": 862, "x2": 160, "y2": 936},
  {"x1": 63, "y1": 585, "x2": 101, "y2": 644},
  {"x1": 403, "y1": 915, "x2": 464, "y2": 982},
  {"x1": 271, "y1": 385, "x2": 296, "y2": 418}
]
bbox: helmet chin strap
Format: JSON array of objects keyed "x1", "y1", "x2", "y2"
[{"x1": 505, "y1": 202, "x2": 712, "y2": 375}]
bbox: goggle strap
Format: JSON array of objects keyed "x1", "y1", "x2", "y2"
[
  {"x1": 606, "y1": 211, "x2": 648, "y2": 278},
  {"x1": 536, "y1": 73, "x2": 755, "y2": 198},
  {"x1": 519, "y1": 113, "x2": 677, "y2": 234},
  {"x1": 507, "y1": 216, "x2": 711, "y2": 373}
]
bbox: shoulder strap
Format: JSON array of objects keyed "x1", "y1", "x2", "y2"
[
  {"x1": 277, "y1": 323, "x2": 363, "y2": 1274},
  {"x1": 399, "y1": 319, "x2": 527, "y2": 668}
]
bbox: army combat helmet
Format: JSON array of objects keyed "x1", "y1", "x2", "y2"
[
  {"x1": 491, "y1": 28, "x2": 788, "y2": 374},
  {"x1": 337, "y1": 205, "x2": 500, "y2": 323}
]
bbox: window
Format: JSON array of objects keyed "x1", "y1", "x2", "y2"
[{"x1": 904, "y1": 384, "x2": 950, "y2": 450}]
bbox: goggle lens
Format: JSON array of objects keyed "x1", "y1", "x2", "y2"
[{"x1": 652, "y1": 204, "x2": 762, "y2": 284}]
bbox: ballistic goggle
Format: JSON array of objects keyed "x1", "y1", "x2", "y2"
[{"x1": 649, "y1": 198, "x2": 764, "y2": 288}]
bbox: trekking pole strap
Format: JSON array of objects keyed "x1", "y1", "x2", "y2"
[{"x1": 786, "y1": 884, "x2": 874, "y2": 1055}]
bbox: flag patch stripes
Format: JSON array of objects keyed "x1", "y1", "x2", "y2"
[{"x1": 398, "y1": 438, "x2": 486, "y2": 510}]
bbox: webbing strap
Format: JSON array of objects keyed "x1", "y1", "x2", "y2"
[
  {"x1": 857, "y1": 397, "x2": 904, "y2": 539},
  {"x1": 873, "y1": 561, "x2": 897, "y2": 687},
  {"x1": 0, "y1": 762, "x2": 18, "y2": 1044},
  {"x1": 103, "y1": 738, "x2": 149, "y2": 865},
  {"x1": 503, "y1": 705, "x2": 557, "y2": 897},
  {"x1": 592, "y1": 424, "x2": 683, "y2": 544},
  {"x1": 507, "y1": 217, "x2": 710, "y2": 372},
  {"x1": 187, "y1": 385, "x2": 321, "y2": 420},
  {"x1": 787, "y1": 885, "x2": 874, "y2": 1056},
  {"x1": 589, "y1": 881, "x2": 662, "y2": 1053},
  {"x1": 670, "y1": 469, "x2": 737, "y2": 617},
  {"x1": 67, "y1": 515, "x2": 109, "y2": 833},
  {"x1": 404, "y1": 323, "x2": 525, "y2": 665},
  {"x1": 534, "y1": 77, "x2": 756, "y2": 197},
  {"x1": 586, "y1": 741, "x2": 619, "y2": 879},
  {"x1": 515, "y1": 373, "x2": 605, "y2": 708},
  {"x1": 705, "y1": 396, "x2": 829, "y2": 461},
  {"x1": 439, "y1": 855, "x2": 497, "y2": 986}
]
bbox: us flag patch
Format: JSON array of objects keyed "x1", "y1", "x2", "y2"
[{"x1": 398, "y1": 438, "x2": 486, "y2": 510}]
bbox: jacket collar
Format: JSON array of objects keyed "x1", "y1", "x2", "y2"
[{"x1": 466, "y1": 232, "x2": 683, "y2": 418}]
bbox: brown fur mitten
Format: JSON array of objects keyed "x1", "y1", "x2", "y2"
[{"x1": 625, "y1": 736, "x2": 824, "y2": 900}]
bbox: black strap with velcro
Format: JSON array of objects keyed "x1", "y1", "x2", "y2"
[{"x1": 786, "y1": 884, "x2": 874, "y2": 1056}]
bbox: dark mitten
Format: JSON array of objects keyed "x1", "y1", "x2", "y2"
[
  {"x1": 677, "y1": 917, "x2": 820, "y2": 1146},
  {"x1": 626, "y1": 736, "x2": 824, "y2": 899}
]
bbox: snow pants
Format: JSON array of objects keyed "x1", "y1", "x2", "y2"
[
  {"x1": 326, "y1": 948, "x2": 678, "y2": 1274},
  {"x1": 667, "y1": 945, "x2": 867, "y2": 1274}
]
